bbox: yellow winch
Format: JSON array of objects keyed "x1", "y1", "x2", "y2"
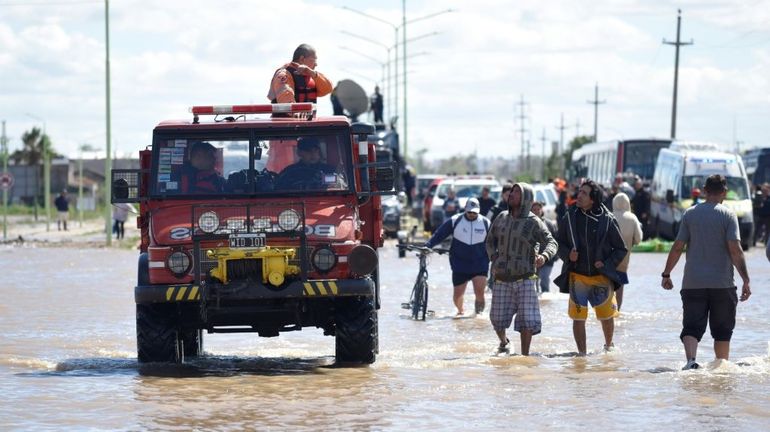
[{"x1": 206, "y1": 247, "x2": 300, "y2": 286}]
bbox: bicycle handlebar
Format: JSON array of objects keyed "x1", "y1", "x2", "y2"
[{"x1": 397, "y1": 244, "x2": 449, "y2": 255}]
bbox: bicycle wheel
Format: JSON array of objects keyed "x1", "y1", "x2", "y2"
[
  {"x1": 411, "y1": 278, "x2": 423, "y2": 320},
  {"x1": 421, "y1": 281, "x2": 429, "y2": 321}
]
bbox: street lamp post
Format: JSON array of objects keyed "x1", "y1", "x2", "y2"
[
  {"x1": 401, "y1": 4, "x2": 454, "y2": 161},
  {"x1": 104, "y1": 0, "x2": 113, "y2": 246},
  {"x1": 340, "y1": 30, "x2": 440, "y2": 126},
  {"x1": 1, "y1": 120, "x2": 7, "y2": 241},
  {"x1": 341, "y1": 5, "x2": 454, "y2": 162},
  {"x1": 341, "y1": 6, "x2": 400, "y2": 127},
  {"x1": 78, "y1": 143, "x2": 98, "y2": 228},
  {"x1": 340, "y1": 30, "x2": 393, "y2": 121}
]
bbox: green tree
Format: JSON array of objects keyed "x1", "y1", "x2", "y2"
[{"x1": 10, "y1": 127, "x2": 57, "y2": 165}]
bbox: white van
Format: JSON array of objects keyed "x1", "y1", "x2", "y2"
[{"x1": 650, "y1": 141, "x2": 754, "y2": 250}]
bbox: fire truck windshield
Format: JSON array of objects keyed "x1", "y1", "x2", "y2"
[{"x1": 151, "y1": 132, "x2": 352, "y2": 196}]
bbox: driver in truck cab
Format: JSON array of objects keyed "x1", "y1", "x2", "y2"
[
  {"x1": 276, "y1": 137, "x2": 338, "y2": 190},
  {"x1": 180, "y1": 141, "x2": 226, "y2": 194},
  {"x1": 268, "y1": 44, "x2": 333, "y2": 104}
]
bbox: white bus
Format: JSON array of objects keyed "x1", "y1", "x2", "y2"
[{"x1": 570, "y1": 138, "x2": 672, "y2": 187}]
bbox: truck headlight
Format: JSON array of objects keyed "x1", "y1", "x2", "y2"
[
  {"x1": 278, "y1": 209, "x2": 300, "y2": 231},
  {"x1": 348, "y1": 244, "x2": 377, "y2": 276},
  {"x1": 198, "y1": 211, "x2": 219, "y2": 233},
  {"x1": 311, "y1": 246, "x2": 337, "y2": 273},
  {"x1": 167, "y1": 250, "x2": 192, "y2": 277}
]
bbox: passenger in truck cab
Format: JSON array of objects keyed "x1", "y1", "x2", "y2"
[
  {"x1": 180, "y1": 141, "x2": 226, "y2": 194},
  {"x1": 268, "y1": 44, "x2": 333, "y2": 104},
  {"x1": 275, "y1": 137, "x2": 338, "y2": 190}
]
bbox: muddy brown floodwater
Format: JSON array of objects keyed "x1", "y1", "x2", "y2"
[{"x1": 1, "y1": 242, "x2": 769, "y2": 430}]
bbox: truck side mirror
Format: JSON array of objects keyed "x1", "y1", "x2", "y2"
[
  {"x1": 374, "y1": 166, "x2": 395, "y2": 191},
  {"x1": 351, "y1": 122, "x2": 375, "y2": 136},
  {"x1": 665, "y1": 189, "x2": 675, "y2": 204}
]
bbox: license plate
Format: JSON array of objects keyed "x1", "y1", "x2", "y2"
[{"x1": 228, "y1": 233, "x2": 266, "y2": 248}]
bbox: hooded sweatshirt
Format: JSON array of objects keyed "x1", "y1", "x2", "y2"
[
  {"x1": 485, "y1": 182, "x2": 558, "y2": 281},
  {"x1": 612, "y1": 192, "x2": 643, "y2": 272}
]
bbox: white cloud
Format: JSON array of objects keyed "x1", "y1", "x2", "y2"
[{"x1": 0, "y1": 0, "x2": 768, "y2": 161}]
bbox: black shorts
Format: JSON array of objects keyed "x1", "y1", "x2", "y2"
[
  {"x1": 452, "y1": 272, "x2": 487, "y2": 286},
  {"x1": 680, "y1": 288, "x2": 738, "y2": 342}
]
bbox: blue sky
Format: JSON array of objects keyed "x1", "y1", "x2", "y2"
[{"x1": 1, "y1": 0, "x2": 769, "y2": 161}]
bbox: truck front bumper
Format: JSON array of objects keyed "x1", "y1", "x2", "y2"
[{"x1": 135, "y1": 278, "x2": 375, "y2": 304}]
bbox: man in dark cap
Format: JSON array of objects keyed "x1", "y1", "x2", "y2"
[{"x1": 276, "y1": 137, "x2": 337, "y2": 190}]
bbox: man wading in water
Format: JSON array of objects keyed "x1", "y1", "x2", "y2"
[
  {"x1": 486, "y1": 183, "x2": 557, "y2": 355},
  {"x1": 555, "y1": 179, "x2": 627, "y2": 356},
  {"x1": 661, "y1": 174, "x2": 751, "y2": 370}
]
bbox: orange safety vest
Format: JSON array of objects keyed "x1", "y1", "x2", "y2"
[{"x1": 271, "y1": 65, "x2": 318, "y2": 103}]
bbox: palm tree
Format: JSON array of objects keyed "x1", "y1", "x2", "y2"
[{"x1": 10, "y1": 127, "x2": 52, "y2": 165}]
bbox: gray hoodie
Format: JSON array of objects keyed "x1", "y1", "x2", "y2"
[{"x1": 485, "y1": 182, "x2": 558, "y2": 281}]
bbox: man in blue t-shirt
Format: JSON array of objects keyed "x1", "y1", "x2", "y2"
[{"x1": 661, "y1": 174, "x2": 751, "y2": 370}]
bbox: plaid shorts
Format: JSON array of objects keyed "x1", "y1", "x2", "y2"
[{"x1": 490, "y1": 278, "x2": 541, "y2": 334}]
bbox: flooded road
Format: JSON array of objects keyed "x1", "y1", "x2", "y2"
[{"x1": 1, "y1": 242, "x2": 769, "y2": 430}]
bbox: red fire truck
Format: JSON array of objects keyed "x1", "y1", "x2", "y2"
[{"x1": 111, "y1": 103, "x2": 395, "y2": 364}]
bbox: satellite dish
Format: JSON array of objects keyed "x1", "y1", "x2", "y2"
[{"x1": 336, "y1": 79, "x2": 369, "y2": 118}]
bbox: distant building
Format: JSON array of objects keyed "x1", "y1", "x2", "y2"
[{"x1": 5, "y1": 158, "x2": 139, "y2": 207}]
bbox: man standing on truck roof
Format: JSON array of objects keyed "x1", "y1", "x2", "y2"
[{"x1": 268, "y1": 44, "x2": 333, "y2": 104}]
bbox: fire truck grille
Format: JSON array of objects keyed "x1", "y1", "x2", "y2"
[{"x1": 226, "y1": 259, "x2": 263, "y2": 281}]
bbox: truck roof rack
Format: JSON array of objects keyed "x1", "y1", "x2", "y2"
[{"x1": 190, "y1": 103, "x2": 316, "y2": 123}]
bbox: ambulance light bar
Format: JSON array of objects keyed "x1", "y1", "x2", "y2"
[{"x1": 190, "y1": 103, "x2": 316, "y2": 116}]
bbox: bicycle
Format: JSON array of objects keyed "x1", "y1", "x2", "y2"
[{"x1": 398, "y1": 244, "x2": 449, "y2": 320}]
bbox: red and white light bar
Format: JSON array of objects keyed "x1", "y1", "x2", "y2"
[{"x1": 190, "y1": 103, "x2": 315, "y2": 115}]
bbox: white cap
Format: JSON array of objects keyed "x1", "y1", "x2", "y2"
[{"x1": 464, "y1": 197, "x2": 481, "y2": 213}]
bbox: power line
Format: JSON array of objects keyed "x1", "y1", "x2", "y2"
[{"x1": 0, "y1": 0, "x2": 100, "y2": 6}]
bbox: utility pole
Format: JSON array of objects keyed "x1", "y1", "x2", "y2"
[
  {"x1": 1, "y1": 121, "x2": 7, "y2": 240},
  {"x1": 104, "y1": 0, "x2": 113, "y2": 246},
  {"x1": 663, "y1": 9, "x2": 693, "y2": 139},
  {"x1": 515, "y1": 95, "x2": 528, "y2": 172},
  {"x1": 540, "y1": 127, "x2": 548, "y2": 181},
  {"x1": 575, "y1": 118, "x2": 581, "y2": 138},
  {"x1": 402, "y1": 0, "x2": 407, "y2": 160},
  {"x1": 587, "y1": 83, "x2": 606, "y2": 142},
  {"x1": 555, "y1": 113, "x2": 567, "y2": 154}
]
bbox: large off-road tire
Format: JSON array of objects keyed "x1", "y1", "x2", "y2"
[
  {"x1": 136, "y1": 304, "x2": 182, "y2": 363},
  {"x1": 335, "y1": 297, "x2": 377, "y2": 365},
  {"x1": 182, "y1": 328, "x2": 203, "y2": 358}
]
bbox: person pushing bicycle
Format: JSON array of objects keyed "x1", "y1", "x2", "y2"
[{"x1": 425, "y1": 198, "x2": 491, "y2": 316}]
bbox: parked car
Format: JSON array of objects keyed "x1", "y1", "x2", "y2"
[
  {"x1": 382, "y1": 194, "x2": 403, "y2": 238},
  {"x1": 427, "y1": 176, "x2": 501, "y2": 232},
  {"x1": 414, "y1": 174, "x2": 445, "y2": 218},
  {"x1": 532, "y1": 183, "x2": 558, "y2": 221}
]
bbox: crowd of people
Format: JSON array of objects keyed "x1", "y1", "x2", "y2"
[
  {"x1": 422, "y1": 174, "x2": 752, "y2": 370},
  {"x1": 267, "y1": 43, "x2": 754, "y2": 369}
]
